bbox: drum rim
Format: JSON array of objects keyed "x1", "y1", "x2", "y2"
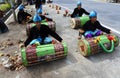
[
  {"x1": 78, "y1": 39, "x2": 90, "y2": 56},
  {"x1": 70, "y1": 18, "x2": 76, "y2": 28}
]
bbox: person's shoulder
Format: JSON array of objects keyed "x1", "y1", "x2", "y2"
[
  {"x1": 74, "y1": 8, "x2": 78, "y2": 10},
  {"x1": 83, "y1": 20, "x2": 90, "y2": 26},
  {"x1": 95, "y1": 20, "x2": 100, "y2": 24},
  {"x1": 81, "y1": 8, "x2": 86, "y2": 11},
  {"x1": 31, "y1": 26, "x2": 36, "y2": 30},
  {"x1": 86, "y1": 20, "x2": 91, "y2": 23}
]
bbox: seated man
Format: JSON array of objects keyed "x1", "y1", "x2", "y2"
[
  {"x1": 24, "y1": 14, "x2": 62, "y2": 47},
  {"x1": 35, "y1": 0, "x2": 42, "y2": 10},
  {"x1": 79, "y1": 11, "x2": 111, "y2": 38},
  {"x1": 71, "y1": 1, "x2": 89, "y2": 18},
  {"x1": 28, "y1": 8, "x2": 53, "y2": 23},
  {"x1": 17, "y1": 5, "x2": 32, "y2": 24},
  {"x1": 37, "y1": 8, "x2": 53, "y2": 21}
]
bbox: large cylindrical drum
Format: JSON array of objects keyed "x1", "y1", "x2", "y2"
[
  {"x1": 78, "y1": 34, "x2": 119, "y2": 56},
  {"x1": 21, "y1": 42, "x2": 68, "y2": 66},
  {"x1": 26, "y1": 21, "x2": 56, "y2": 36},
  {"x1": 70, "y1": 16, "x2": 89, "y2": 29}
]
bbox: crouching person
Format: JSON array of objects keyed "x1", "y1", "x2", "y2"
[
  {"x1": 0, "y1": 19, "x2": 9, "y2": 33},
  {"x1": 17, "y1": 5, "x2": 32, "y2": 24},
  {"x1": 71, "y1": 1, "x2": 89, "y2": 18},
  {"x1": 37, "y1": 8, "x2": 53, "y2": 21},
  {"x1": 78, "y1": 11, "x2": 111, "y2": 38},
  {"x1": 24, "y1": 14, "x2": 62, "y2": 47}
]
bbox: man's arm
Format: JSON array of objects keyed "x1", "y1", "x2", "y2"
[
  {"x1": 96, "y1": 21, "x2": 110, "y2": 34},
  {"x1": 25, "y1": 12, "x2": 32, "y2": 17},
  {"x1": 83, "y1": 9, "x2": 89, "y2": 15},
  {"x1": 24, "y1": 28, "x2": 35, "y2": 47},
  {"x1": 71, "y1": 8, "x2": 77, "y2": 18},
  {"x1": 46, "y1": 26, "x2": 63, "y2": 42}
]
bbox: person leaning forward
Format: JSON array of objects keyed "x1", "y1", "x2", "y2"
[{"x1": 24, "y1": 14, "x2": 62, "y2": 47}]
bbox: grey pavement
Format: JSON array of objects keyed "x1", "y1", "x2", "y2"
[{"x1": 54, "y1": 0, "x2": 120, "y2": 35}]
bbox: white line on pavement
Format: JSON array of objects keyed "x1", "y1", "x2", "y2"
[{"x1": 54, "y1": 3, "x2": 120, "y2": 35}]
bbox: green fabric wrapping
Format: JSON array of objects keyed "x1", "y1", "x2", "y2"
[
  {"x1": 36, "y1": 44, "x2": 55, "y2": 57},
  {"x1": 21, "y1": 42, "x2": 68, "y2": 66},
  {"x1": 113, "y1": 35, "x2": 119, "y2": 47},
  {"x1": 31, "y1": 20, "x2": 49, "y2": 27},
  {"x1": 99, "y1": 40, "x2": 114, "y2": 53},
  {"x1": 83, "y1": 39, "x2": 91, "y2": 56},
  {"x1": 62, "y1": 42, "x2": 68, "y2": 56},
  {"x1": 97, "y1": 35, "x2": 114, "y2": 53},
  {"x1": 41, "y1": 20, "x2": 49, "y2": 26},
  {"x1": 21, "y1": 48, "x2": 28, "y2": 66},
  {"x1": 79, "y1": 16, "x2": 90, "y2": 26},
  {"x1": 98, "y1": 35, "x2": 110, "y2": 44}
]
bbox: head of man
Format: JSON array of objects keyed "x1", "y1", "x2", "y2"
[
  {"x1": 19, "y1": 4, "x2": 24, "y2": 12},
  {"x1": 89, "y1": 11, "x2": 97, "y2": 23},
  {"x1": 77, "y1": 1, "x2": 82, "y2": 9},
  {"x1": 33, "y1": 14, "x2": 42, "y2": 29}
]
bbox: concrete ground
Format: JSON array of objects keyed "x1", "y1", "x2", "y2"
[{"x1": 0, "y1": 0, "x2": 120, "y2": 78}]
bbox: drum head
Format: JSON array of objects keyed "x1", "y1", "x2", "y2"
[
  {"x1": 78, "y1": 39, "x2": 89, "y2": 56},
  {"x1": 70, "y1": 18, "x2": 76, "y2": 29}
]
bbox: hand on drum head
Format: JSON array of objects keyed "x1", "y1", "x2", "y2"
[
  {"x1": 55, "y1": 40, "x2": 63, "y2": 44},
  {"x1": 78, "y1": 36, "x2": 82, "y2": 39},
  {"x1": 79, "y1": 29, "x2": 84, "y2": 33}
]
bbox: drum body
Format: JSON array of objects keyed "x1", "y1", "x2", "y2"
[
  {"x1": 78, "y1": 34, "x2": 119, "y2": 56},
  {"x1": 26, "y1": 21, "x2": 56, "y2": 36},
  {"x1": 70, "y1": 16, "x2": 89, "y2": 29},
  {"x1": 21, "y1": 42, "x2": 68, "y2": 66}
]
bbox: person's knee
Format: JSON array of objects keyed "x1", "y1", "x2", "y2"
[
  {"x1": 85, "y1": 34, "x2": 92, "y2": 38},
  {"x1": 84, "y1": 31, "x2": 93, "y2": 38},
  {"x1": 94, "y1": 30, "x2": 103, "y2": 36}
]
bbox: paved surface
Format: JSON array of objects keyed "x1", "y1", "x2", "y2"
[
  {"x1": 0, "y1": 0, "x2": 120, "y2": 78},
  {"x1": 54, "y1": 0, "x2": 120, "y2": 35}
]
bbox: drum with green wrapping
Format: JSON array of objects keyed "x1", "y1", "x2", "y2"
[
  {"x1": 78, "y1": 34, "x2": 119, "y2": 56},
  {"x1": 26, "y1": 21, "x2": 56, "y2": 36},
  {"x1": 21, "y1": 42, "x2": 68, "y2": 66},
  {"x1": 70, "y1": 16, "x2": 89, "y2": 29}
]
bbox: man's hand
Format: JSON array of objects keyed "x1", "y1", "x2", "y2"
[
  {"x1": 110, "y1": 31, "x2": 112, "y2": 34},
  {"x1": 55, "y1": 40, "x2": 63, "y2": 44},
  {"x1": 27, "y1": 45, "x2": 32, "y2": 48},
  {"x1": 79, "y1": 29, "x2": 84, "y2": 33}
]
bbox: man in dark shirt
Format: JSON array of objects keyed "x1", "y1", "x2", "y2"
[
  {"x1": 71, "y1": 1, "x2": 89, "y2": 18},
  {"x1": 24, "y1": 14, "x2": 62, "y2": 47},
  {"x1": 17, "y1": 5, "x2": 32, "y2": 24},
  {"x1": 28, "y1": 8, "x2": 53, "y2": 23},
  {"x1": 79, "y1": 11, "x2": 111, "y2": 38},
  {"x1": 35, "y1": 0, "x2": 42, "y2": 10},
  {"x1": 37, "y1": 8, "x2": 53, "y2": 21}
]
